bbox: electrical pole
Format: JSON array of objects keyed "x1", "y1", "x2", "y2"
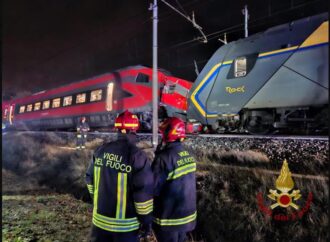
[
  {"x1": 151, "y1": 0, "x2": 158, "y2": 148},
  {"x1": 242, "y1": 5, "x2": 249, "y2": 38}
]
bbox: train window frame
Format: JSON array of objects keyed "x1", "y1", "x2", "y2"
[
  {"x1": 234, "y1": 57, "x2": 247, "y2": 78},
  {"x1": 19, "y1": 105, "x2": 26, "y2": 113},
  {"x1": 136, "y1": 73, "x2": 149, "y2": 83},
  {"x1": 63, "y1": 96, "x2": 73, "y2": 106},
  {"x1": 34, "y1": 102, "x2": 41, "y2": 111},
  {"x1": 168, "y1": 84, "x2": 176, "y2": 94},
  {"x1": 90, "y1": 89, "x2": 103, "y2": 102},
  {"x1": 76, "y1": 93, "x2": 86, "y2": 104},
  {"x1": 27, "y1": 104, "x2": 33, "y2": 112},
  {"x1": 52, "y1": 98, "x2": 61, "y2": 108},
  {"x1": 43, "y1": 100, "x2": 50, "y2": 110}
]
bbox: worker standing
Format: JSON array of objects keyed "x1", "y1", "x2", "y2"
[
  {"x1": 86, "y1": 110, "x2": 153, "y2": 242},
  {"x1": 76, "y1": 116, "x2": 90, "y2": 149},
  {"x1": 152, "y1": 117, "x2": 197, "y2": 242}
]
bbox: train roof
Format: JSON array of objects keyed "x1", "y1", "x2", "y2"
[
  {"x1": 5, "y1": 65, "x2": 175, "y2": 104},
  {"x1": 234, "y1": 12, "x2": 328, "y2": 44}
]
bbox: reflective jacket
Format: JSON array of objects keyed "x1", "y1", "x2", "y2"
[
  {"x1": 77, "y1": 122, "x2": 89, "y2": 135},
  {"x1": 152, "y1": 141, "x2": 197, "y2": 232},
  {"x1": 86, "y1": 134, "x2": 153, "y2": 233}
]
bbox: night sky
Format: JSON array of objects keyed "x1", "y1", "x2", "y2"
[{"x1": 2, "y1": 0, "x2": 328, "y2": 99}]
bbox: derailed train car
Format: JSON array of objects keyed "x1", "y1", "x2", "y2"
[
  {"x1": 2, "y1": 65, "x2": 192, "y2": 131},
  {"x1": 187, "y1": 13, "x2": 328, "y2": 134}
]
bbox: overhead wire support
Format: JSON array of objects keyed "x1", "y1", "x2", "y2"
[
  {"x1": 160, "y1": 0, "x2": 208, "y2": 43},
  {"x1": 149, "y1": 0, "x2": 159, "y2": 148},
  {"x1": 242, "y1": 4, "x2": 249, "y2": 38},
  {"x1": 218, "y1": 33, "x2": 227, "y2": 44}
]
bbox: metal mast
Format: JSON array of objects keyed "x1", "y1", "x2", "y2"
[
  {"x1": 151, "y1": 0, "x2": 159, "y2": 148},
  {"x1": 242, "y1": 5, "x2": 249, "y2": 37}
]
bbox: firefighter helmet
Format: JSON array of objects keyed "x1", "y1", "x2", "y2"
[
  {"x1": 159, "y1": 117, "x2": 186, "y2": 142},
  {"x1": 115, "y1": 110, "x2": 140, "y2": 132}
]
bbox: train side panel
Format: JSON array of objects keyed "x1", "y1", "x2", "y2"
[
  {"x1": 3, "y1": 66, "x2": 192, "y2": 131},
  {"x1": 187, "y1": 13, "x2": 328, "y2": 133}
]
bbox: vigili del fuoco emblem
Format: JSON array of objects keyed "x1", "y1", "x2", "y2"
[{"x1": 267, "y1": 159, "x2": 301, "y2": 209}]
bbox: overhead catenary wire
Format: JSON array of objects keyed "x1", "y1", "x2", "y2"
[
  {"x1": 164, "y1": 0, "x2": 323, "y2": 50},
  {"x1": 9, "y1": 0, "x2": 324, "y2": 78},
  {"x1": 160, "y1": 0, "x2": 208, "y2": 43}
]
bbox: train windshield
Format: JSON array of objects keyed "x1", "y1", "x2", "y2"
[{"x1": 106, "y1": 82, "x2": 114, "y2": 111}]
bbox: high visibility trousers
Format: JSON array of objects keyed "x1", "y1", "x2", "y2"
[
  {"x1": 90, "y1": 225, "x2": 139, "y2": 242},
  {"x1": 76, "y1": 134, "x2": 87, "y2": 149},
  {"x1": 153, "y1": 227, "x2": 187, "y2": 242}
]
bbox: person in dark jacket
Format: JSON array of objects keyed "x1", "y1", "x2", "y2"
[
  {"x1": 77, "y1": 116, "x2": 90, "y2": 149},
  {"x1": 152, "y1": 117, "x2": 197, "y2": 242},
  {"x1": 86, "y1": 110, "x2": 153, "y2": 242}
]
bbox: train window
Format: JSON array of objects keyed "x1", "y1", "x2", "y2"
[
  {"x1": 19, "y1": 106, "x2": 26, "y2": 113},
  {"x1": 27, "y1": 104, "x2": 33, "y2": 112},
  {"x1": 63, "y1": 96, "x2": 73, "y2": 106},
  {"x1": 136, "y1": 73, "x2": 149, "y2": 83},
  {"x1": 234, "y1": 57, "x2": 247, "y2": 77},
  {"x1": 168, "y1": 84, "x2": 176, "y2": 94},
  {"x1": 43, "y1": 100, "x2": 50, "y2": 109},
  {"x1": 76, "y1": 93, "x2": 86, "y2": 104},
  {"x1": 52, "y1": 98, "x2": 61, "y2": 108},
  {"x1": 90, "y1": 89, "x2": 102, "y2": 102},
  {"x1": 34, "y1": 102, "x2": 41, "y2": 111}
]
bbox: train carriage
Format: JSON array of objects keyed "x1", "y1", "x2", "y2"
[
  {"x1": 187, "y1": 13, "x2": 328, "y2": 134},
  {"x1": 2, "y1": 65, "x2": 192, "y2": 131}
]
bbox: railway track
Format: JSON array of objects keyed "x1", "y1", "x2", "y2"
[{"x1": 5, "y1": 130, "x2": 328, "y2": 141}]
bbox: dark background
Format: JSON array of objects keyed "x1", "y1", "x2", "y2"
[{"x1": 2, "y1": 0, "x2": 328, "y2": 99}]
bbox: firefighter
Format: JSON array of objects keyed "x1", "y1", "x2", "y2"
[
  {"x1": 152, "y1": 117, "x2": 197, "y2": 242},
  {"x1": 86, "y1": 110, "x2": 153, "y2": 242},
  {"x1": 76, "y1": 116, "x2": 90, "y2": 149}
]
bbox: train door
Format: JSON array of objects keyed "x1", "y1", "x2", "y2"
[
  {"x1": 106, "y1": 82, "x2": 114, "y2": 111},
  {"x1": 8, "y1": 104, "x2": 15, "y2": 125}
]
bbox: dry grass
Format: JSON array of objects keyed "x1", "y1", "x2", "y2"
[{"x1": 2, "y1": 132, "x2": 328, "y2": 242}]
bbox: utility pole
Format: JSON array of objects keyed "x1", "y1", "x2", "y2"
[
  {"x1": 151, "y1": 0, "x2": 158, "y2": 148},
  {"x1": 149, "y1": 0, "x2": 206, "y2": 147},
  {"x1": 242, "y1": 5, "x2": 249, "y2": 38}
]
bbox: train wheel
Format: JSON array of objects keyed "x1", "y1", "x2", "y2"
[{"x1": 245, "y1": 115, "x2": 273, "y2": 135}]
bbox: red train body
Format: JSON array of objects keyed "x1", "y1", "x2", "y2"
[{"x1": 2, "y1": 65, "x2": 192, "y2": 131}]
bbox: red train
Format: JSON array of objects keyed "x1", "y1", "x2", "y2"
[{"x1": 2, "y1": 65, "x2": 192, "y2": 131}]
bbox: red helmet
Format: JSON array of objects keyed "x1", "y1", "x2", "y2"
[
  {"x1": 114, "y1": 110, "x2": 140, "y2": 132},
  {"x1": 159, "y1": 117, "x2": 186, "y2": 142}
]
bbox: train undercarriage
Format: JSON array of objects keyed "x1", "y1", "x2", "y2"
[{"x1": 208, "y1": 105, "x2": 328, "y2": 135}]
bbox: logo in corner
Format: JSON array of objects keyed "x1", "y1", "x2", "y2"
[
  {"x1": 267, "y1": 159, "x2": 301, "y2": 209},
  {"x1": 257, "y1": 159, "x2": 313, "y2": 221}
]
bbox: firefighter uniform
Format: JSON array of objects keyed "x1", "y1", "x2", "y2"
[
  {"x1": 86, "y1": 111, "x2": 153, "y2": 242},
  {"x1": 152, "y1": 117, "x2": 197, "y2": 242},
  {"x1": 77, "y1": 118, "x2": 89, "y2": 149}
]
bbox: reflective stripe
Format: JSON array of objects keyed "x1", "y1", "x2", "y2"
[
  {"x1": 167, "y1": 163, "x2": 196, "y2": 180},
  {"x1": 116, "y1": 173, "x2": 127, "y2": 219},
  {"x1": 135, "y1": 199, "x2": 153, "y2": 215},
  {"x1": 93, "y1": 212, "x2": 139, "y2": 232},
  {"x1": 87, "y1": 184, "x2": 94, "y2": 194},
  {"x1": 77, "y1": 134, "x2": 82, "y2": 138},
  {"x1": 114, "y1": 123, "x2": 138, "y2": 127},
  {"x1": 154, "y1": 212, "x2": 197, "y2": 226},
  {"x1": 93, "y1": 166, "x2": 101, "y2": 212}
]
